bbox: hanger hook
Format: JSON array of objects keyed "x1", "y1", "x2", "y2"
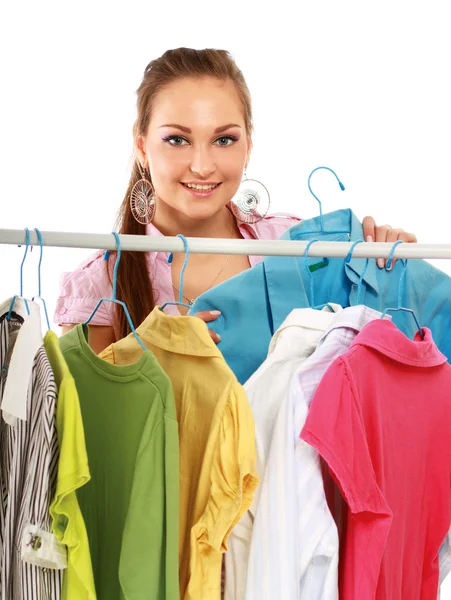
[
  {"x1": 7, "y1": 228, "x2": 31, "y2": 320},
  {"x1": 381, "y1": 240, "x2": 423, "y2": 339},
  {"x1": 169, "y1": 235, "x2": 190, "y2": 303},
  {"x1": 345, "y1": 238, "x2": 369, "y2": 305},
  {"x1": 386, "y1": 239, "x2": 403, "y2": 271},
  {"x1": 34, "y1": 228, "x2": 44, "y2": 298},
  {"x1": 386, "y1": 240, "x2": 406, "y2": 308},
  {"x1": 31, "y1": 228, "x2": 51, "y2": 330},
  {"x1": 307, "y1": 166, "x2": 345, "y2": 231},
  {"x1": 19, "y1": 228, "x2": 31, "y2": 298},
  {"x1": 104, "y1": 232, "x2": 121, "y2": 301},
  {"x1": 396, "y1": 257, "x2": 408, "y2": 309},
  {"x1": 304, "y1": 239, "x2": 321, "y2": 307}
]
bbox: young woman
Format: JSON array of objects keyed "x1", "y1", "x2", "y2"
[{"x1": 55, "y1": 47, "x2": 417, "y2": 354}]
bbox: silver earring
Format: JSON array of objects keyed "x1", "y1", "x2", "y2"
[
  {"x1": 130, "y1": 164, "x2": 156, "y2": 225},
  {"x1": 230, "y1": 169, "x2": 271, "y2": 224}
]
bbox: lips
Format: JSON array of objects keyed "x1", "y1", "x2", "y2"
[
  {"x1": 181, "y1": 182, "x2": 222, "y2": 197},
  {"x1": 182, "y1": 183, "x2": 221, "y2": 191}
]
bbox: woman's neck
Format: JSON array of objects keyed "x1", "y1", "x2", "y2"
[{"x1": 153, "y1": 202, "x2": 240, "y2": 239}]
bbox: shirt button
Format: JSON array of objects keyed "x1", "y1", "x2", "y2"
[{"x1": 59, "y1": 308, "x2": 67, "y2": 315}]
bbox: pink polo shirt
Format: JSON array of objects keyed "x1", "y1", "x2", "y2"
[
  {"x1": 54, "y1": 213, "x2": 300, "y2": 327},
  {"x1": 301, "y1": 319, "x2": 451, "y2": 600}
]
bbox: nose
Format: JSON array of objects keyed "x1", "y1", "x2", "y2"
[{"x1": 189, "y1": 145, "x2": 216, "y2": 179}]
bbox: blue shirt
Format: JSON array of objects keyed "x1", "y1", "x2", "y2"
[{"x1": 191, "y1": 209, "x2": 451, "y2": 384}]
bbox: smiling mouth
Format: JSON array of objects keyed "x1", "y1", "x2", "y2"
[{"x1": 181, "y1": 182, "x2": 221, "y2": 191}]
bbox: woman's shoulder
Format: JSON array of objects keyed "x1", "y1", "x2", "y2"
[
  {"x1": 243, "y1": 212, "x2": 302, "y2": 240},
  {"x1": 54, "y1": 250, "x2": 113, "y2": 327},
  {"x1": 59, "y1": 250, "x2": 110, "y2": 290}
]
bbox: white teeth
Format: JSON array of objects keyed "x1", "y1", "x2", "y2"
[{"x1": 184, "y1": 183, "x2": 218, "y2": 191}]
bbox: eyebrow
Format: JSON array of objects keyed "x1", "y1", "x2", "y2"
[{"x1": 158, "y1": 123, "x2": 242, "y2": 134}]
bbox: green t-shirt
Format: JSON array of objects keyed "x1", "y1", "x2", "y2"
[{"x1": 60, "y1": 325, "x2": 179, "y2": 600}]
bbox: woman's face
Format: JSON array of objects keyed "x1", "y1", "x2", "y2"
[{"x1": 137, "y1": 76, "x2": 251, "y2": 221}]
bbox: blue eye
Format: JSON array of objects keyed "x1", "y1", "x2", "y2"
[
  {"x1": 162, "y1": 134, "x2": 238, "y2": 147},
  {"x1": 215, "y1": 136, "x2": 237, "y2": 146},
  {"x1": 163, "y1": 135, "x2": 189, "y2": 146}
]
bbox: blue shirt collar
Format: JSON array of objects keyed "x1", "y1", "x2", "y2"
[
  {"x1": 264, "y1": 208, "x2": 380, "y2": 332},
  {"x1": 289, "y1": 208, "x2": 379, "y2": 295},
  {"x1": 289, "y1": 207, "x2": 353, "y2": 238}
]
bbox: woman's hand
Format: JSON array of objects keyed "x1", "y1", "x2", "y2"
[
  {"x1": 193, "y1": 310, "x2": 222, "y2": 344},
  {"x1": 362, "y1": 216, "x2": 418, "y2": 270}
]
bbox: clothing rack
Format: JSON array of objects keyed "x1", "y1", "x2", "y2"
[{"x1": 0, "y1": 228, "x2": 450, "y2": 259}]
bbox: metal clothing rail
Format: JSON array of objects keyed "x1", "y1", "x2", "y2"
[{"x1": 0, "y1": 228, "x2": 451, "y2": 259}]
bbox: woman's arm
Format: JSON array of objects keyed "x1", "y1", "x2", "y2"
[{"x1": 61, "y1": 325, "x2": 115, "y2": 355}]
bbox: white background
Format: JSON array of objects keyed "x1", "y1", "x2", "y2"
[{"x1": 1, "y1": 1, "x2": 450, "y2": 593}]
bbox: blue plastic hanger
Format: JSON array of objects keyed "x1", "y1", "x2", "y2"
[
  {"x1": 7, "y1": 228, "x2": 31, "y2": 320},
  {"x1": 345, "y1": 238, "x2": 369, "y2": 306},
  {"x1": 161, "y1": 234, "x2": 192, "y2": 312},
  {"x1": 380, "y1": 240, "x2": 424, "y2": 339},
  {"x1": 30, "y1": 228, "x2": 51, "y2": 330},
  {"x1": 304, "y1": 166, "x2": 349, "y2": 235},
  {"x1": 304, "y1": 239, "x2": 335, "y2": 312},
  {"x1": 84, "y1": 232, "x2": 147, "y2": 351}
]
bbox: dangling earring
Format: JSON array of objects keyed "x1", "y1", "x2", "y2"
[
  {"x1": 130, "y1": 163, "x2": 156, "y2": 225},
  {"x1": 229, "y1": 168, "x2": 271, "y2": 224}
]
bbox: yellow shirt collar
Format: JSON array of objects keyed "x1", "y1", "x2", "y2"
[{"x1": 137, "y1": 307, "x2": 223, "y2": 358}]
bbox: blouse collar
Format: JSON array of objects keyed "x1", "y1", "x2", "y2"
[{"x1": 144, "y1": 205, "x2": 266, "y2": 267}]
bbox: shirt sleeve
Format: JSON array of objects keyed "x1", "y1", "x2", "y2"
[
  {"x1": 300, "y1": 357, "x2": 392, "y2": 598},
  {"x1": 49, "y1": 371, "x2": 96, "y2": 598},
  {"x1": 188, "y1": 384, "x2": 259, "y2": 598},
  {"x1": 209, "y1": 384, "x2": 259, "y2": 552},
  {"x1": 18, "y1": 348, "x2": 65, "y2": 590},
  {"x1": 54, "y1": 251, "x2": 114, "y2": 327}
]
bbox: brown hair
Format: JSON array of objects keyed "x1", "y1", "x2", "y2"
[{"x1": 112, "y1": 47, "x2": 254, "y2": 341}]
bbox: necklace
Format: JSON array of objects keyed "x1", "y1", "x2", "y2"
[
  {"x1": 171, "y1": 216, "x2": 236, "y2": 305},
  {"x1": 172, "y1": 254, "x2": 230, "y2": 305}
]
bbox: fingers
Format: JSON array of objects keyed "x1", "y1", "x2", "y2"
[
  {"x1": 374, "y1": 225, "x2": 392, "y2": 269},
  {"x1": 398, "y1": 231, "x2": 417, "y2": 243},
  {"x1": 384, "y1": 228, "x2": 404, "y2": 270},
  {"x1": 208, "y1": 329, "x2": 221, "y2": 344},
  {"x1": 364, "y1": 217, "x2": 418, "y2": 270},
  {"x1": 193, "y1": 310, "x2": 222, "y2": 344},
  {"x1": 384, "y1": 229, "x2": 416, "y2": 269},
  {"x1": 362, "y1": 216, "x2": 376, "y2": 242},
  {"x1": 386, "y1": 228, "x2": 404, "y2": 243},
  {"x1": 374, "y1": 225, "x2": 393, "y2": 243},
  {"x1": 193, "y1": 310, "x2": 221, "y2": 323}
]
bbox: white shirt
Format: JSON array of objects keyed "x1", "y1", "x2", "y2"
[
  {"x1": 0, "y1": 298, "x2": 43, "y2": 424},
  {"x1": 227, "y1": 303, "x2": 451, "y2": 599},
  {"x1": 225, "y1": 304, "x2": 342, "y2": 600},
  {"x1": 290, "y1": 305, "x2": 383, "y2": 600}
]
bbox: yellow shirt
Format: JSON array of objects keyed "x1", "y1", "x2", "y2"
[
  {"x1": 99, "y1": 307, "x2": 258, "y2": 600},
  {"x1": 44, "y1": 331, "x2": 97, "y2": 600}
]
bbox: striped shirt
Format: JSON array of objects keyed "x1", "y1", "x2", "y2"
[{"x1": 0, "y1": 300, "x2": 62, "y2": 599}]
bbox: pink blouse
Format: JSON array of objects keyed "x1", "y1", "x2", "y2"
[{"x1": 54, "y1": 213, "x2": 301, "y2": 327}]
